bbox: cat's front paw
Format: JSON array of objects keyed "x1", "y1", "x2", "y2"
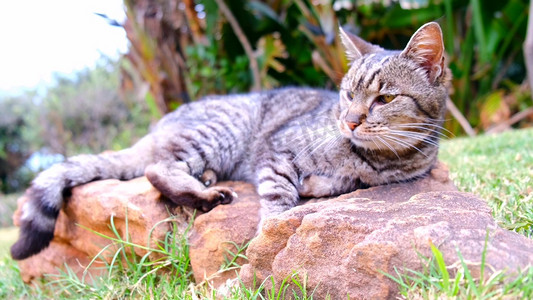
[{"x1": 197, "y1": 186, "x2": 237, "y2": 212}]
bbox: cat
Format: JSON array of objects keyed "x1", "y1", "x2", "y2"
[{"x1": 11, "y1": 22, "x2": 449, "y2": 260}]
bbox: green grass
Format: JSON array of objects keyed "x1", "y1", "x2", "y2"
[
  {"x1": 49, "y1": 215, "x2": 197, "y2": 299},
  {"x1": 0, "y1": 252, "x2": 44, "y2": 299},
  {"x1": 439, "y1": 127, "x2": 533, "y2": 237},
  {"x1": 0, "y1": 227, "x2": 47, "y2": 299},
  {"x1": 0, "y1": 227, "x2": 18, "y2": 253},
  {"x1": 0, "y1": 128, "x2": 532, "y2": 299},
  {"x1": 384, "y1": 238, "x2": 533, "y2": 299}
]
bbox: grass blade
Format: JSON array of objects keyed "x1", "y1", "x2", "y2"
[{"x1": 430, "y1": 241, "x2": 450, "y2": 293}]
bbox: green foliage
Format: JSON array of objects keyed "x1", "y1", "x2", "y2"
[
  {"x1": 0, "y1": 56, "x2": 152, "y2": 193},
  {"x1": 442, "y1": 0, "x2": 531, "y2": 132},
  {"x1": 220, "y1": 240, "x2": 250, "y2": 271},
  {"x1": 0, "y1": 253, "x2": 45, "y2": 299},
  {"x1": 0, "y1": 194, "x2": 20, "y2": 227},
  {"x1": 186, "y1": 42, "x2": 251, "y2": 98},
  {"x1": 0, "y1": 93, "x2": 40, "y2": 193},
  {"x1": 0, "y1": 227, "x2": 45, "y2": 298},
  {"x1": 184, "y1": 0, "x2": 335, "y2": 97},
  {"x1": 40, "y1": 57, "x2": 151, "y2": 156}
]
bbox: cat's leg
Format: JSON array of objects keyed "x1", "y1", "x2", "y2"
[
  {"x1": 255, "y1": 158, "x2": 300, "y2": 228},
  {"x1": 297, "y1": 174, "x2": 340, "y2": 198},
  {"x1": 145, "y1": 161, "x2": 235, "y2": 212}
]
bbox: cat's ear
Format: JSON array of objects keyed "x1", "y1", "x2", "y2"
[
  {"x1": 401, "y1": 22, "x2": 445, "y2": 83},
  {"x1": 339, "y1": 26, "x2": 382, "y2": 62}
]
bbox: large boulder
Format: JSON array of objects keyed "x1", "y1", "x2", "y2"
[{"x1": 239, "y1": 192, "x2": 533, "y2": 299}]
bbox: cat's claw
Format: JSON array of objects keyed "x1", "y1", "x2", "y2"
[
  {"x1": 219, "y1": 191, "x2": 233, "y2": 204},
  {"x1": 198, "y1": 186, "x2": 235, "y2": 211}
]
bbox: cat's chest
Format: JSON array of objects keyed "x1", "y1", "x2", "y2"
[{"x1": 295, "y1": 152, "x2": 371, "y2": 198}]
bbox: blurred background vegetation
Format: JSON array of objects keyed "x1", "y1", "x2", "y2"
[{"x1": 1, "y1": 0, "x2": 532, "y2": 196}]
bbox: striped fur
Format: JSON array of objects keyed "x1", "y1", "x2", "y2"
[{"x1": 11, "y1": 22, "x2": 450, "y2": 260}]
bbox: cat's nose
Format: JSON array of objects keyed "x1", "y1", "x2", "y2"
[
  {"x1": 346, "y1": 121, "x2": 359, "y2": 131},
  {"x1": 344, "y1": 113, "x2": 366, "y2": 131}
]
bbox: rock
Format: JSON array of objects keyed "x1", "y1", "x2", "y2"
[
  {"x1": 239, "y1": 191, "x2": 533, "y2": 299},
  {"x1": 14, "y1": 162, "x2": 454, "y2": 284},
  {"x1": 189, "y1": 182, "x2": 260, "y2": 287},
  {"x1": 14, "y1": 177, "x2": 193, "y2": 283},
  {"x1": 13, "y1": 177, "x2": 259, "y2": 285},
  {"x1": 189, "y1": 161, "x2": 460, "y2": 292}
]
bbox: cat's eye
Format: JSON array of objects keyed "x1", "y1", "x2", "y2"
[
  {"x1": 378, "y1": 94, "x2": 396, "y2": 104},
  {"x1": 343, "y1": 90, "x2": 355, "y2": 101}
]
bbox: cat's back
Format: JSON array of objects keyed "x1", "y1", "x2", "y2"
[
  {"x1": 154, "y1": 87, "x2": 338, "y2": 132},
  {"x1": 259, "y1": 87, "x2": 338, "y2": 117}
]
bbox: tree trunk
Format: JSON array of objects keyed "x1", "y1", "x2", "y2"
[{"x1": 122, "y1": 0, "x2": 192, "y2": 115}]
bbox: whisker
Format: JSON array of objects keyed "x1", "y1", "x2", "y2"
[
  {"x1": 383, "y1": 135, "x2": 422, "y2": 153},
  {"x1": 293, "y1": 135, "x2": 338, "y2": 163},
  {"x1": 284, "y1": 124, "x2": 339, "y2": 144},
  {"x1": 395, "y1": 122, "x2": 450, "y2": 132},
  {"x1": 370, "y1": 136, "x2": 383, "y2": 152},
  {"x1": 397, "y1": 121, "x2": 448, "y2": 128},
  {"x1": 391, "y1": 126, "x2": 450, "y2": 139},
  {"x1": 323, "y1": 135, "x2": 343, "y2": 153},
  {"x1": 394, "y1": 123, "x2": 454, "y2": 137},
  {"x1": 409, "y1": 115, "x2": 450, "y2": 123},
  {"x1": 382, "y1": 134, "x2": 428, "y2": 158},
  {"x1": 376, "y1": 136, "x2": 400, "y2": 160},
  {"x1": 292, "y1": 129, "x2": 341, "y2": 162},
  {"x1": 368, "y1": 136, "x2": 383, "y2": 156},
  {"x1": 292, "y1": 137, "x2": 330, "y2": 162},
  {"x1": 308, "y1": 134, "x2": 341, "y2": 157},
  {"x1": 387, "y1": 131, "x2": 440, "y2": 147}
]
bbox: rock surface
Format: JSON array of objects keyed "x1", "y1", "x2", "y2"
[
  {"x1": 13, "y1": 177, "x2": 193, "y2": 282},
  {"x1": 239, "y1": 192, "x2": 533, "y2": 299},
  {"x1": 188, "y1": 181, "x2": 260, "y2": 286}
]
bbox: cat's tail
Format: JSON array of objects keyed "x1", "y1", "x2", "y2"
[{"x1": 10, "y1": 135, "x2": 156, "y2": 260}]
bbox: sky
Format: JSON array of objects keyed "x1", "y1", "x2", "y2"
[{"x1": 0, "y1": 0, "x2": 128, "y2": 96}]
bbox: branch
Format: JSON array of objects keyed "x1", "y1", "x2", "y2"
[
  {"x1": 214, "y1": 0, "x2": 262, "y2": 91},
  {"x1": 524, "y1": 1, "x2": 533, "y2": 98},
  {"x1": 446, "y1": 97, "x2": 476, "y2": 137},
  {"x1": 486, "y1": 107, "x2": 533, "y2": 134}
]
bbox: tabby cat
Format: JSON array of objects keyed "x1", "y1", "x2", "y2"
[{"x1": 11, "y1": 22, "x2": 449, "y2": 260}]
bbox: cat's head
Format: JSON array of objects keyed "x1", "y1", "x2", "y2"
[{"x1": 337, "y1": 22, "x2": 450, "y2": 154}]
